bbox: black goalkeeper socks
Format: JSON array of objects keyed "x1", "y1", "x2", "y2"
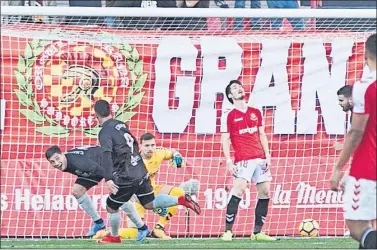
[
  {"x1": 225, "y1": 195, "x2": 241, "y2": 231},
  {"x1": 253, "y1": 198, "x2": 270, "y2": 234}
]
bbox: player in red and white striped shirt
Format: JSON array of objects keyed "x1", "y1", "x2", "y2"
[
  {"x1": 220, "y1": 80, "x2": 275, "y2": 241},
  {"x1": 330, "y1": 33, "x2": 376, "y2": 249}
]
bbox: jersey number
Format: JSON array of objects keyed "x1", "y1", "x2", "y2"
[
  {"x1": 124, "y1": 133, "x2": 138, "y2": 166},
  {"x1": 123, "y1": 133, "x2": 134, "y2": 153}
]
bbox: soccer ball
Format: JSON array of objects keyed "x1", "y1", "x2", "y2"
[{"x1": 298, "y1": 219, "x2": 320, "y2": 237}]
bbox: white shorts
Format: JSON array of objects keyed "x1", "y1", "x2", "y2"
[
  {"x1": 343, "y1": 176, "x2": 376, "y2": 221},
  {"x1": 235, "y1": 158, "x2": 272, "y2": 184}
]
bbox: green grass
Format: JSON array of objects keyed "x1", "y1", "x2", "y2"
[{"x1": 1, "y1": 237, "x2": 358, "y2": 249}]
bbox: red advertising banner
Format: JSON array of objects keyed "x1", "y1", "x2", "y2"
[{"x1": 0, "y1": 24, "x2": 368, "y2": 237}]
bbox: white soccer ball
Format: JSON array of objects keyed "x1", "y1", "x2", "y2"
[{"x1": 298, "y1": 219, "x2": 320, "y2": 237}]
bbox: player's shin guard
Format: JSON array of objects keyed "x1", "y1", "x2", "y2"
[
  {"x1": 77, "y1": 193, "x2": 102, "y2": 222},
  {"x1": 109, "y1": 212, "x2": 121, "y2": 237},
  {"x1": 120, "y1": 201, "x2": 145, "y2": 228},
  {"x1": 254, "y1": 198, "x2": 270, "y2": 234},
  {"x1": 157, "y1": 187, "x2": 185, "y2": 227},
  {"x1": 225, "y1": 195, "x2": 241, "y2": 231},
  {"x1": 360, "y1": 228, "x2": 377, "y2": 249}
]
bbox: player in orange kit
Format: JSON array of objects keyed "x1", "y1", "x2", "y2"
[
  {"x1": 94, "y1": 133, "x2": 199, "y2": 240},
  {"x1": 122, "y1": 133, "x2": 187, "y2": 239}
]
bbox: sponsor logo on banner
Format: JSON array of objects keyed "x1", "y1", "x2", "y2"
[
  {"x1": 13, "y1": 35, "x2": 147, "y2": 137},
  {"x1": 272, "y1": 182, "x2": 343, "y2": 209}
]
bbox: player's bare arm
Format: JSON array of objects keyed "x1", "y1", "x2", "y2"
[
  {"x1": 334, "y1": 141, "x2": 344, "y2": 151},
  {"x1": 258, "y1": 126, "x2": 271, "y2": 167},
  {"x1": 330, "y1": 113, "x2": 370, "y2": 191},
  {"x1": 221, "y1": 132, "x2": 236, "y2": 175}
]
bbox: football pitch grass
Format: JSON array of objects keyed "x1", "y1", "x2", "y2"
[{"x1": 1, "y1": 237, "x2": 358, "y2": 249}]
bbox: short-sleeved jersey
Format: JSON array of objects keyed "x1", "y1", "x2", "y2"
[
  {"x1": 143, "y1": 148, "x2": 173, "y2": 186},
  {"x1": 64, "y1": 145, "x2": 109, "y2": 179},
  {"x1": 221, "y1": 106, "x2": 265, "y2": 163},
  {"x1": 98, "y1": 119, "x2": 147, "y2": 184},
  {"x1": 350, "y1": 71, "x2": 376, "y2": 181}
]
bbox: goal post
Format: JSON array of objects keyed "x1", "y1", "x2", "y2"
[
  {"x1": 0, "y1": 6, "x2": 375, "y2": 238},
  {"x1": 1, "y1": 6, "x2": 376, "y2": 17}
]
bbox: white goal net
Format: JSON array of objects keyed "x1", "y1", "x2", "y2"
[{"x1": 0, "y1": 6, "x2": 376, "y2": 238}]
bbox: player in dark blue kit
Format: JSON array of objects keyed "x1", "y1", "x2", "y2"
[
  {"x1": 93, "y1": 100, "x2": 201, "y2": 244},
  {"x1": 45, "y1": 145, "x2": 151, "y2": 241}
]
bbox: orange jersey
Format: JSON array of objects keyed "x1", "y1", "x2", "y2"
[{"x1": 143, "y1": 148, "x2": 173, "y2": 186}]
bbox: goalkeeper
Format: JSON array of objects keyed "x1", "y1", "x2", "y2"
[
  {"x1": 123, "y1": 133, "x2": 198, "y2": 239},
  {"x1": 95, "y1": 133, "x2": 199, "y2": 240}
]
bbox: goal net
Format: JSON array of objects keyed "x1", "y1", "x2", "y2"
[{"x1": 0, "y1": 6, "x2": 375, "y2": 238}]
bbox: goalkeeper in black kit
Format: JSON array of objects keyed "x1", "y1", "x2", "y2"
[{"x1": 92, "y1": 100, "x2": 201, "y2": 244}]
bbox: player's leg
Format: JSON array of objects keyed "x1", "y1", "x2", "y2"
[
  {"x1": 346, "y1": 220, "x2": 376, "y2": 249},
  {"x1": 95, "y1": 197, "x2": 147, "y2": 240},
  {"x1": 251, "y1": 159, "x2": 275, "y2": 241},
  {"x1": 120, "y1": 199, "x2": 148, "y2": 237},
  {"x1": 221, "y1": 160, "x2": 254, "y2": 241},
  {"x1": 73, "y1": 177, "x2": 105, "y2": 237},
  {"x1": 251, "y1": 159, "x2": 276, "y2": 241},
  {"x1": 220, "y1": 177, "x2": 248, "y2": 241},
  {"x1": 98, "y1": 184, "x2": 149, "y2": 244},
  {"x1": 119, "y1": 196, "x2": 146, "y2": 239},
  {"x1": 343, "y1": 177, "x2": 376, "y2": 249},
  {"x1": 93, "y1": 198, "x2": 147, "y2": 240},
  {"x1": 151, "y1": 184, "x2": 185, "y2": 239},
  {"x1": 138, "y1": 177, "x2": 200, "y2": 215},
  {"x1": 97, "y1": 199, "x2": 123, "y2": 244},
  {"x1": 251, "y1": 181, "x2": 276, "y2": 241}
]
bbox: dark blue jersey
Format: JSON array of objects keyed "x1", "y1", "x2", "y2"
[
  {"x1": 64, "y1": 145, "x2": 112, "y2": 181},
  {"x1": 98, "y1": 119, "x2": 147, "y2": 184}
]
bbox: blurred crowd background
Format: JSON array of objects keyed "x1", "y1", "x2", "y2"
[{"x1": 1, "y1": 0, "x2": 376, "y2": 31}]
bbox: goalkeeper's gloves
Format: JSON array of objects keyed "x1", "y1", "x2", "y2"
[
  {"x1": 172, "y1": 152, "x2": 184, "y2": 168},
  {"x1": 153, "y1": 207, "x2": 168, "y2": 217}
]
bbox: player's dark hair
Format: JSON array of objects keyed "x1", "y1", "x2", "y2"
[
  {"x1": 45, "y1": 145, "x2": 62, "y2": 160},
  {"x1": 140, "y1": 133, "x2": 155, "y2": 144},
  {"x1": 225, "y1": 80, "x2": 242, "y2": 104},
  {"x1": 337, "y1": 85, "x2": 353, "y2": 97},
  {"x1": 366, "y1": 33, "x2": 376, "y2": 60},
  {"x1": 94, "y1": 100, "x2": 111, "y2": 118}
]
